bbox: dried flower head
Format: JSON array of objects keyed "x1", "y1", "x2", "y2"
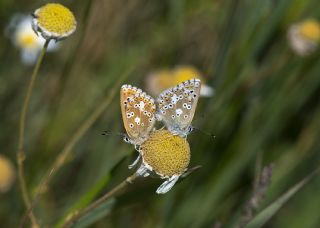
[
  {"x1": 136, "y1": 129, "x2": 190, "y2": 194},
  {"x1": 32, "y1": 3, "x2": 76, "y2": 40},
  {"x1": 146, "y1": 65, "x2": 214, "y2": 98},
  {"x1": 288, "y1": 19, "x2": 320, "y2": 56},
  {"x1": 0, "y1": 155, "x2": 15, "y2": 193},
  {"x1": 6, "y1": 14, "x2": 59, "y2": 65}
]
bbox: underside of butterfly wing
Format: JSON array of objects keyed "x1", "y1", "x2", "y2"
[
  {"x1": 120, "y1": 85, "x2": 156, "y2": 145},
  {"x1": 157, "y1": 79, "x2": 201, "y2": 136}
]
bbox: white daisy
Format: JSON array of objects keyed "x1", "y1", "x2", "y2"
[
  {"x1": 6, "y1": 14, "x2": 59, "y2": 65},
  {"x1": 287, "y1": 19, "x2": 320, "y2": 56}
]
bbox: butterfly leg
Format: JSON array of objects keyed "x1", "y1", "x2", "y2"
[
  {"x1": 128, "y1": 154, "x2": 141, "y2": 169},
  {"x1": 156, "y1": 175, "x2": 180, "y2": 194},
  {"x1": 136, "y1": 163, "x2": 150, "y2": 177}
]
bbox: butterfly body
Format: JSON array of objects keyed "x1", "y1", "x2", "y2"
[{"x1": 157, "y1": 79, "x2": 201, "y2": 137}]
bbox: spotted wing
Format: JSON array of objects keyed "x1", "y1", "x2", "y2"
[
  {"x1": 120, "y1": 85, "x2": 156, "y2": 145},
  {"x1": 157, "y1": 79, "x2": 201, "y2": 136}
]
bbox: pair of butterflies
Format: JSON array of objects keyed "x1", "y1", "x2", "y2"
[{"x1": 120, "y1": 78, "x2": 201, "y2": 147}]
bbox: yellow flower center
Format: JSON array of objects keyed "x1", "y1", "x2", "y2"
[
  {"x1": 172, "y1": 66, "x2": 204, "y2": 85},
  {"x1": 155, "y1": 66, "x2": 204, "y2": 91},
  {"x1": 36, "y1": 3, "x2": 76, "y2": 35},
  {"x1": 17, "y1": 32, "x2": 38, "y2": 49},
  {"x1": 0, "y1": 155, "x2": 15, "y2": 193},
  {"x1": 140, "y1": 130, "x2": 190, "y2": 177},
  {"x1": 298, "y1": 19, "x2": 320, "y2": 42}
]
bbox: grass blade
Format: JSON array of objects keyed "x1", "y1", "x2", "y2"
[
  {"x1": 67, "y1": 199, "x2": 115, "y2": 228},
  {"x1": 245, "y1": 167, "x2": 320, "y2": 228}
]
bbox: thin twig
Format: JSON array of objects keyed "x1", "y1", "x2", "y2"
[
  {"x1": 17, "y1": 40, "x2": 50, "y2": 228},
  {"x1": 253, "y1": 152, "x2": 262, "y2": 191},
  {"x1": 61, "y1": 173, "x2": 139, "y2": 228},
  {"x1": 236, "y1": 163, "x2": 274, "y2": 228}
]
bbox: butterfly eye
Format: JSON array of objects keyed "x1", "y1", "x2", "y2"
[
  {"x1": 123, "y1": 136, "x2": 130, "y2": 143},
  {"x1": 188, "y1": 126, "x2": 194, "y2": 133}
]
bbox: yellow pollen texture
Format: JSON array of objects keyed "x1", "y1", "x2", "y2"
[
  {"x1": 299, "y1": 19, "x2": 320, "y2": 41},
  {"x1": 36, "y1": 3, "x2": 76, "y2": 35},
  {"x1": 140, "y1": 130, "x2": 190, "y2": 177}
]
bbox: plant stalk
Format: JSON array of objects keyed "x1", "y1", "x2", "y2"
[
  {"x1": 61, "y1": 173, "x2": 138, "y2": 228},
  {"x1": 17, "y1": 39, "x2": 50, "y2": 228}
]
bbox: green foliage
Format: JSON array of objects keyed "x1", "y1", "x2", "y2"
[
  {"x1": 0, "y1": 0, "x2": 320, "y2": 227},
  {"x1": 245, "y1": 167, "x2": 320, "y2": 228}
]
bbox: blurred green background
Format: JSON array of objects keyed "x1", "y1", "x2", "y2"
[{"x1": 1, "y1": 0, "x2": 320, "y2": 227}]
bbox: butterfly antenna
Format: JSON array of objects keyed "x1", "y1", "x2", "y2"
[
  {"x1": 101, "y1": 130, "x2": 110, "y2": 136},
  {"x1": 101, "y1": 130, "x2": 126, "y2": 139},
  {"x1": 192, "y1": 127, "x2": 216, "y2": 141}
]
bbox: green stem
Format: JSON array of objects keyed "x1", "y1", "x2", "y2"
[
  {"x1": 60, "y1": 173, "x2": 138, "y2": 228},
  {"x1": 21, "y1": 63, "x2": 136, "y2": 227},
  {"x1": 17, "y1": 39, "x2": 50, "y2": 228}
]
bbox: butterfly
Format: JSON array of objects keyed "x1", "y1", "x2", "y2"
[
  {"x1": 156, "y1": 78, "x2": 201, "y2": 137},
  {"x1": 120, "y1": 85, "x2": 156, "y2": 148}
]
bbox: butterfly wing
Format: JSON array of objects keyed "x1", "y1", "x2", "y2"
[
  {"x1": 157, "y1": 79, "x2": 201, "y2": 136},
  {"x1": 120, "y1": 85, "x2": 156, "y2": 145}
]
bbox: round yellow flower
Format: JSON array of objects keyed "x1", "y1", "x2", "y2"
[
  {"x1": 172, "y1": 66, "x2": 204, "y2": 85},
  {"x1": 16, "y1": 32, "x2": 39, "y2": 49},
  {"x1": 146, "y1": 66, "x2": 214, "y2": 97},
  {"x1": 0, "y1": 155, "x2": 15, "y2": 193},
  {"x1": 288, "y1": 19, "x2": 320, "y2": 56},
  {"x1": 134, "y1": 130, "x2": 191, "y2": 194},
  {"x1": 32, "y1": 3, "x2": 76, "y2": 40},
  {"x1": 140, "y1": 129, "x2": 190, "y2": 177},
  {"x1": 6, "y1": 15, "x2": 60, "y2": 65},
  {"x1": 298, "y1": 19, "x2": 320, "y2": 42}
]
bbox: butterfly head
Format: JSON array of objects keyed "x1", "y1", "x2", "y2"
[{"x1": 166, "y1": 125, "x2": 194, "y2": 138}]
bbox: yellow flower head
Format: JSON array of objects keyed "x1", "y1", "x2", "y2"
[
  {"x1": 32, "y1": 3, "x2": 76, "y2": 40},
  {"x1": 146, "y1": 65, "x2": 213, "y2": 97},
  {"x1": 288, "y1": 19, "x2": 320, "y2": 56},
  {"x1": 0, "y1": 155, "x2": 15, "y2": 193},
  {"x1": 16, "y1": 32, "x2": 38, "y2": 49},
  {"x1": 140, "y1": 129, "x2": 190, "y2": 177},
  {"x1": 172, "y1": 66, "x2": 204, "y2": 85},
  {"x1": 298, "y1": 19, "x2": 320, "y2": 42}
]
